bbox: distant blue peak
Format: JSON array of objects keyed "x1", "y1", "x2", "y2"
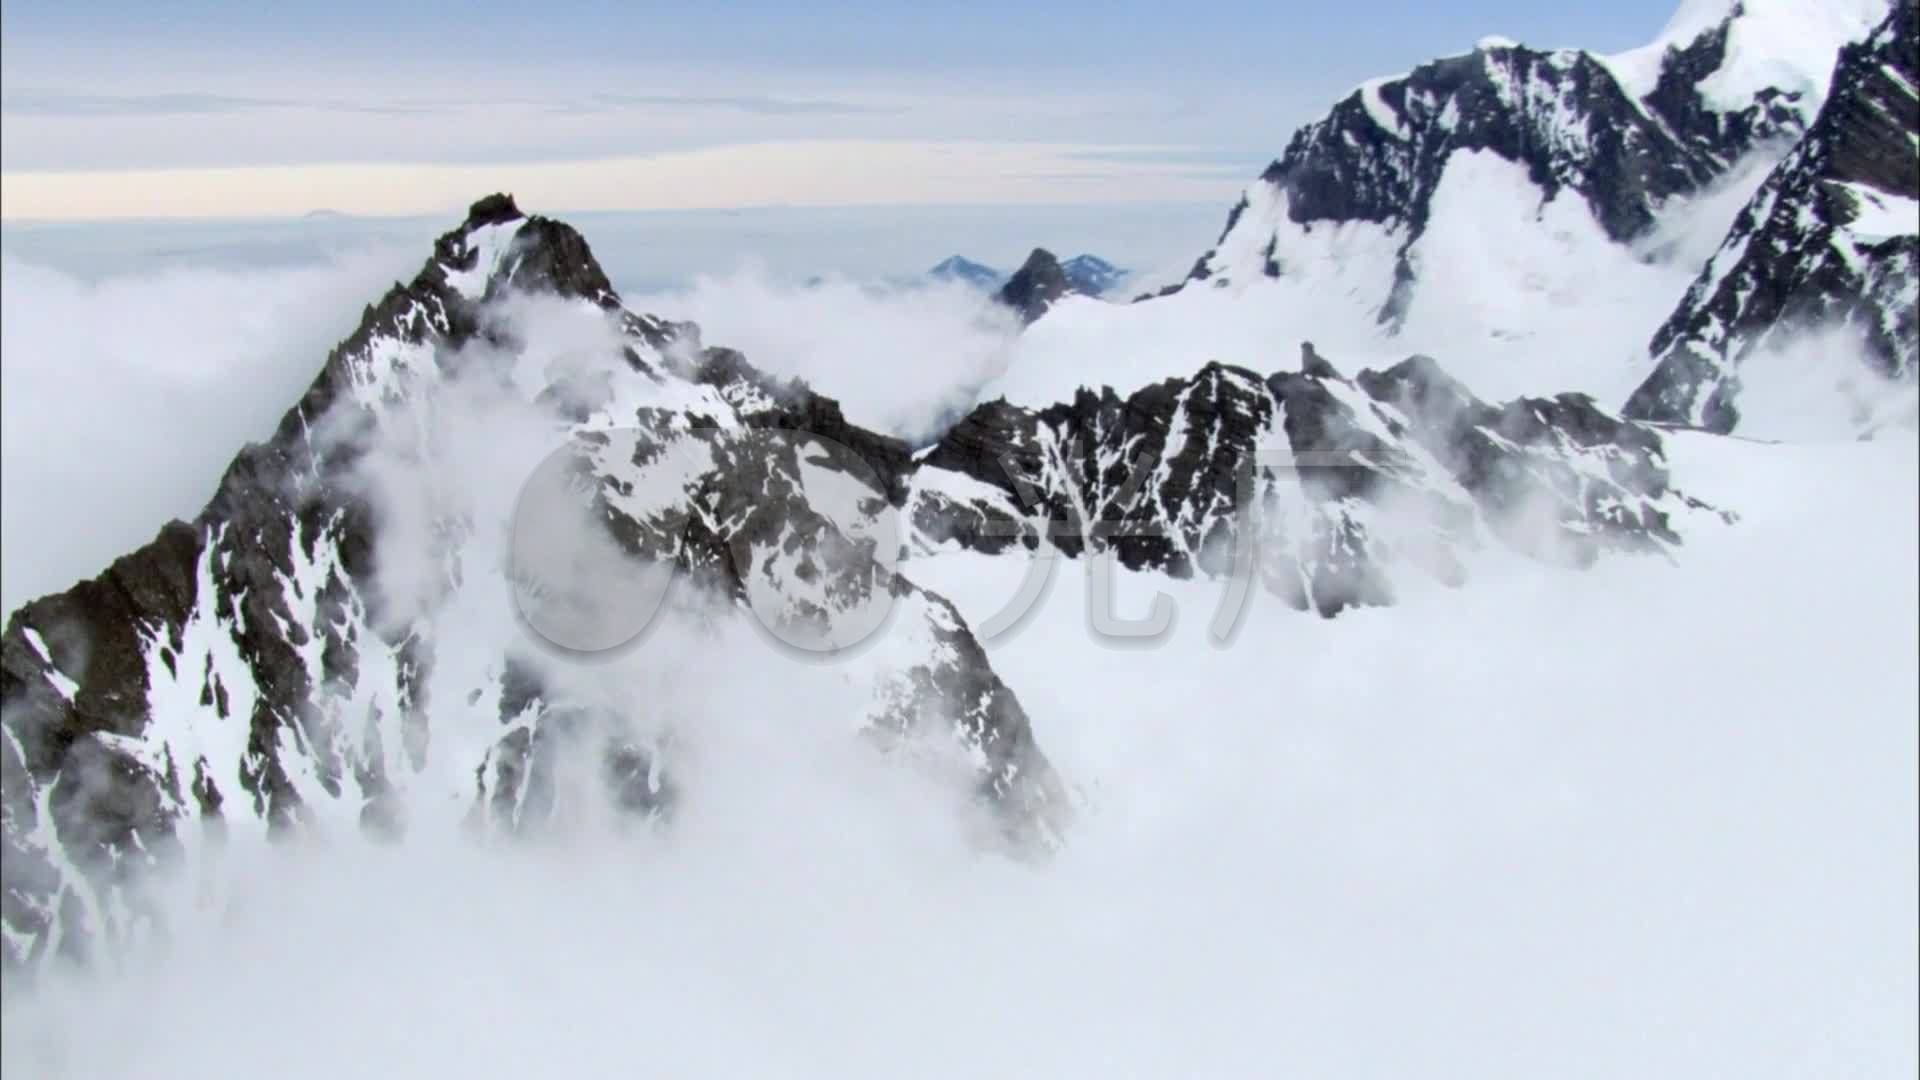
[
  {"x1": 929, "y1": 252, "x2": 1127, "y2": 296},
  {"x1": 1058, "y1": 254, "x2": 1127, "y2": 296},
  {"x1": 1059, "y1": 254, "x2": 1114, "y2": 272},
  {"x1": 928, "y1": 255, "x2": 1006, "y2": 288}
]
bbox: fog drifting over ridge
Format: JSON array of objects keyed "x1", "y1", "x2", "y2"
[
  {"x1": 2, "y1": 178, "x2": 1916, "y2": 1077},
  {"x1": 0, "y1": 202, "x2": 1208, "y2": 611},
  {"x1": 0, "y1": 245, "x2": 421, "y2": 612},
  {"x1": 3, "y1": 428, "x2": 1914, "y2": 1079},
  {"x1": 626, "y1": 268, "x2": 1023, "y2": 444}
]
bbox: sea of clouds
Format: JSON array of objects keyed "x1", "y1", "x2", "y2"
[
  {"x1": 1, "y1": 203, "x2": 1915, "y2": 1078},
  {"x1": 3, "y1": 427, "x2": 1914, "y2": 1078}
]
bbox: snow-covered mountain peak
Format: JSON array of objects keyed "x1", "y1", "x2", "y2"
[
  {"x1": 1609, "y1": 0, "x2": 1891, "y2": 119},
  {"x1": 1167, "y1": 0, "x2": 1899, "y2": 309},
  {"x1": 0, "y1": 197, "x2": 1071, "y2": 969},
  {"x1": 1018, "y1": 0, "x2": 1904, "y2": 425},
  {"x1": 1625, "y1": 0, "x2": 1918, "y2": 435},
  {"x1": 1175, "y1": 43, "x2": 1767, "y2": 337}
]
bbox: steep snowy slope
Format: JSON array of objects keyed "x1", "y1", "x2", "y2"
[
  {"x1": 1602, "y1": 0, "x2": 1893, "y2": 127},
  {"x1": 1176, "y1": 1, "x2": 1887, "y2": 307},
  {"x1": 995, "y1": 1, "x2": 1890, "y2": 410},
  {"x1": 1625, "y1": 0, "x2": 1918, "y2": 435},
  {"x1": 991, "y1": 182, "x2": 1711, "y2": 413},
  {"x1": 0, "y1": 196, "x2": 1067, "y2": 969}
]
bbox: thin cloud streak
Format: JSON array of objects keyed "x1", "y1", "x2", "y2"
[
  {"x1": 0, "y1": 140, "x2": 1247, "y2": 221},
  {"x1": 580, "y1": 93, "x2": 897, "y2": 117},
  {"x1": 1, "y1": 86, "x2": 894, "y2": 119}
]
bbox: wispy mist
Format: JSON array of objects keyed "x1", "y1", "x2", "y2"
[
  {"x1": 630, "y1": 268, "x2": 1021, "y2": 443},
  {"x1": 4, "y1": 417, "x2": 1914, "y2": 1077},
  {"x1": 0, "y1": 246, "x2": 419, "y2": 612}
]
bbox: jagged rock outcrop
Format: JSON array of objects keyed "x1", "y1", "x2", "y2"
[
  {"x1": 907, "y1": 343, "x2": 1719, "y2": 618},
  {"x1": 1625, "y1": 0, "x2": 1919, "y2": 433},
  {"x1": 997, "y1": 249, "x2": 1080, "y2": 324},
  {"x1": 0, "y1": 196, "x2": 1067, "y2": 972}
]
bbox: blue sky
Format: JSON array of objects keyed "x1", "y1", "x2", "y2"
[
  {"x1": 0, "y1": 0, "x2": 1685, "y2": 218},
  {"x1": 1, "y1": 1, "x2": 1680, "y2": 80}
]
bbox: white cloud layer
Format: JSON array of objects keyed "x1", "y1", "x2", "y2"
[
  {"x1": 0, "y1": 246, "x2": 419, "y2": 612},
  {"x1": 3, "y1": 429, "x2": 1914, "y2": 1078}
]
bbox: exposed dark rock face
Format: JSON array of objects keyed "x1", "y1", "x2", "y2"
[
  {"x1": 1165, "y1": 7, "x2": 1847, "y2": 324},
  {"x1": 1625, "y1": 0, "x2": 1919, "y2": 433},
  {"x1": 1, "y1": 195, "x2": 1066, "y2": 972},
  {"x1": 997, "y1": 249, "x2": 1080, "y2": 324},
  {"x1": 906, "y1": 346, "x2": 1719, "y2": 619},
  {"x1": 680, "y1": 346, "x2": 916, "y2": 506}
]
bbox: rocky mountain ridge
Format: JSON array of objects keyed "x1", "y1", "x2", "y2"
[
  {"x1": 0, "y1": 193, "x2": 1732, "y2": 973},
  {"x1": 1159, "y1": 0, "x2": 1892, "y2": 330},
  {"x1": 11, "y1": 0, "x2": 1901, "y2": 980},
  {"x1": 1625, "y1": 0, "x2": 1918, "y2": 432},
  {"x1": 0, "y1": 196, "x2": 1067, "y2": 970},
  {"x1": 906, "y1": 343, "x2": 1723, "y2": 619}
]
